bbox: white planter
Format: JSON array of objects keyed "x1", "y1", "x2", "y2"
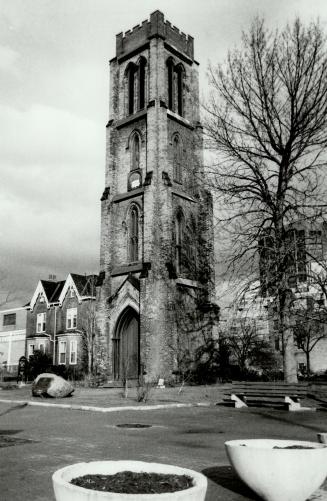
[
  {"x1": 225, "y1": 438, "x2": 327, "y2": 501},
  {"x1": 52, "y1": 460, "x2": 207, "y2": 501}
]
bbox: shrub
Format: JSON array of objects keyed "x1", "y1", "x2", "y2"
[
  {"x1": 27, "y1": 350, "x2": 52, "y2": 380},
  {"x1": 51, "y1": 365, "x2": 85, "y2": 382}
]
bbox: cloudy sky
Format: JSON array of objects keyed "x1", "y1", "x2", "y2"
[{"x1": 1, "y1": 0, "x2": 327, "y2": 307}]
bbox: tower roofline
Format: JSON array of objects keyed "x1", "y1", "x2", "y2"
[{"x1": 115, "y1": 10, "x2": 194, "y2": 61}]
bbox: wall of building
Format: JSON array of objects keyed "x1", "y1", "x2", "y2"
[{"x1": 0, "y1": 307, "x2": 27, "y2": 371}]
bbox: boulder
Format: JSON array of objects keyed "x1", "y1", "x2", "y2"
[{"x1": 32, "y1": 373, "x2": 74, "y2": 398}]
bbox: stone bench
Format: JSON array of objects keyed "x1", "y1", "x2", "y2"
[
  {"x1": 307, "y1": 382, "x2": 327, "y2": 409},
  {"x1": 223, "y1": 382, "x2": 313, "y2": 411}
]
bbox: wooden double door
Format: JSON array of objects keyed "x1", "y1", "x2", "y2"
[{"x1": 113, "y1": 308, "x2": 139, "y2": 380}]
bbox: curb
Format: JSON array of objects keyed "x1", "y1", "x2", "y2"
[{"x1": 0, "y1": 398, "x2": 211, "y2": 413}]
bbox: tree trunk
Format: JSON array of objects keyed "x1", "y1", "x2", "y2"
[
  {"x1": 88, "y1": 345, "x2": 92, "y2": 376},
  {"x1": 280, "y1": 289, "x2": 298, "y2": 383},
  {"x1": 306, "y1": 351, "x2": 311, "y2": 375},
  {"x1": 282, "y1": 325, "x2": 298, "y2": 382}
]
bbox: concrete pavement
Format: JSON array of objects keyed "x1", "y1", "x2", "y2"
[{"x1": 0, "y1": 386, "x2": 327, "y2": 500}]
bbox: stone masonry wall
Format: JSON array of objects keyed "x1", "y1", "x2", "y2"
[{"x1": 97, "y1": 12, "x2": 215, "y2": 381}]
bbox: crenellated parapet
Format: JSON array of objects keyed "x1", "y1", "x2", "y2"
[{"x1": 116, "y1": 10, "x2": 194, "y2": 61}]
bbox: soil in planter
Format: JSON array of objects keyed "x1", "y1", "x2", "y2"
[
  {"x1": 70, "y1": 471, "x2": 194, "y2": 494},
  {"x1": 273, "y1": 445, "x2": 315, "y2": 449},
  {"x1": 239, "y1": 444, "x2": 316, "y2": 449}
]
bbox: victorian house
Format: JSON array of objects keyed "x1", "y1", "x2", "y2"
[{"x1": 26, "y1": 274, "x2": 97, "y2": 373}]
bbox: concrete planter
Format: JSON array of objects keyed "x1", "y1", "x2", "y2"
[
  {"x1": 225, "y1": 439, "x2": 327, "y2": 501},
  {"x1": 52, "y1": 460, "x2": 207, "y2": 501}
]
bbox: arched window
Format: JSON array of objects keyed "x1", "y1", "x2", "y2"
[
  {"x1": 129, "y1": 206, "x2": 139, "y2": 262},
  {"x1": 185, "y1": 215, "x2": 197, "y2": 277},
  {"x1": 138, "y1": 57, "x2": 147, "y2": 110},
  {"x1": 126, "y1": 59, "x2": 147, "y2": 116},
  {"x1": 167, "y1": 58, "x2": 174, "y2": 111},
  {"x1": 175, "y1": 210, "x2": 184, "y2": 274},
  {"x1": 126, "y1": 63, "x2": 137, "y2": 115},
  {"x1": 175, "y1": 64, "x2": 184, "y2": 116},
  {"x1": 166, "y1": 59, "x2": 184, "y2": 117},
  {"x1": 131, "y1": 133, "x2": 140, "y2": 170},
  {"x1": 173, "y1": 135, "x2": 182, "y2": 183}
]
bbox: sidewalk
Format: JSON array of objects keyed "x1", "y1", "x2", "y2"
[{"x1": 0, "y1": 383, "x2": 226, "y2": 412}]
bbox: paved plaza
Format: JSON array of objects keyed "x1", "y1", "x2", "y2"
[{"x1": 0, "y1": 385, "x2": 326, "y2": 500}]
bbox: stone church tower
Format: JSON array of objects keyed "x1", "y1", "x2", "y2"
[{"x1": 97, "y1": 10, "x2": 216, "y2": 382}]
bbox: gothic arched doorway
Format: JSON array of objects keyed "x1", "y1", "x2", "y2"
[{"x1": 112, "y1": 307, "x2": 139, "y2": 380}]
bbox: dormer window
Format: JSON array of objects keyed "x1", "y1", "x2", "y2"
[
  {"x1": 70, "y1": 287, "x2": 75, "y2": 298},
  {"x1": 39, "y1": 293, "x2": 45, "y2": 303}
]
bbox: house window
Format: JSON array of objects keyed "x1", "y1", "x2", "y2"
[
  {"x1": 70, "y1": 340, "x2": 77, "y2": 365},
  {"x1": 59, "y1": 341, "x2": 66, "y2": 365},
  {"x1": 129, "y1": 206, "x2": 139, "y2": 262},
  {"x1": 173, "y1": 135, "x2": 182, "y2": 183},
  {"x1": 28, "y1": 344, "x2": 35, "y2": 359},
  {"x1": 70, "y1": 287, "x2": 75, "y2": 298},
  {"x1": 66, "y1": 308, "x2": 77, "y2": 329},
  {"x1": 3, "y1": 313, "x2": 16, "y2": 326},
  {"x1": 36, "y1": 312, "x2": 46, "y2": 333},
  {"x1": 39, "y1": 343, "x2": 45, "y2": 353}
]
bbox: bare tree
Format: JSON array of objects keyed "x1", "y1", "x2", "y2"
[
  {"x1": 81, "y1": 299, "x2": 97, "y2": 377},
  {"x1": 226, "y1": 318, "x2": 278, "y2": 377},
  {"x1": 205, "y1": 18, "x2": 327, "y2": 381},
  {"x1": 79, "y1": 275, "x2": 98, "y2": 379}
]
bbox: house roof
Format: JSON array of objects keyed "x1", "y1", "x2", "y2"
[
  {"x1": 40, "y1": 280, "x2": 65, "y2": 303},
  {"x1": 70, "y1": 274, "x2": 98, "y2": 297},
  {"x1": 29, "y1": 274, "x2": 98, "y2": 310}
]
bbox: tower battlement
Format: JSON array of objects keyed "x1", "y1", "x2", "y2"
[{"x1": 116, "y1": 10, "x2": 194, "y2": 60}]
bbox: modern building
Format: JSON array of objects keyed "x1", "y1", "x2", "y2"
[
  {"x1": 96, "y1": 10, "x2": 216, "y2": 382},
  {"x1": 0, "y1": 306, "x2": 28, "y2": 373},
  {"x1": 26, "y1": 274, "x2": 97, "y2": 374},
  {"x1": 259, "y1": 222, "x2": 327, "y2": 297},
  {"x1": 258, "y1": 221, "x2": 327, "y2": 374}
]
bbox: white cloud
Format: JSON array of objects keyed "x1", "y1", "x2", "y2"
[
  {"x1": 0, "y1": 101, "x2": 102, "y2": 300},
  {"x1": 0, "y1": 45, "x2": 19, "y2": 74}
]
